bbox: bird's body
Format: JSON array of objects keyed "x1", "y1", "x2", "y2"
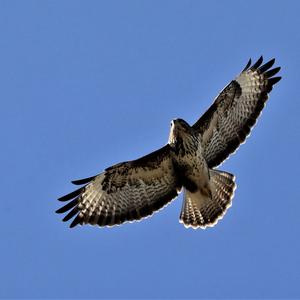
[
  {"x1": 169, "y1": 119, "x2": 210, "y2": 195},
  {"x1": 57, "y1": 57, "x2": 281, "y2": 229},
  {"x1": 167, "y1": 119, "x2": 236, "y2": 228}
]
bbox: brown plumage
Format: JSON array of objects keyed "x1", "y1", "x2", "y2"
[{"x1": 57, "y1": 57, "x2": 281, "y2": 229}]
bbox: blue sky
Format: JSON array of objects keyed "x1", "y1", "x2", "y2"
[{"x1": 1, "y1": 0, "x2": 299, "y2": 298}]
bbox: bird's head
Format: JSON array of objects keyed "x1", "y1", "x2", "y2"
[{"x1": 168, "y1": 118, "x2": 193, "y2": 146}]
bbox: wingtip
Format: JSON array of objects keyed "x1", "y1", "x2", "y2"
[
  {"x1": 62, "y1": 206, "x2": 79, "y2": 222},
  {"x1": 265, "y1": 66, "x2": 281, "y2": 78},
  {"x1": 57, "y1": 187, "x2": 84, "y2": 202},
  {"x1": 57, "y1": 195, "x2": 67, "y2": 202},
  {"x1": 257, "y1": 55, "x2": 264, "y2": 64},
  {"x1": 56, "y1": 198, "x2": 78, "y2": 214},
  {"x1": 258, "y1": 58, "x2": 276, "y2": 73},
  {"x1": 69, "y1": 216, "x2": 81, "y2": 228},
  {"x1": 251, "y1": 56, "x2": 264, "y2": 69},
  {"x1": 271, "y1": 76, "x2": 282, "y2": 84},
  {"x1": 71, "y1": 175, "x2": 96, "y2": 185},
  {"x1": 242, "y1": 58, "x2": 252, "y2": 71}
]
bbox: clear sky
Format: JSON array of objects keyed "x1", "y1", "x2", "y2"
[{"x1": 1, "y1": 0, "x2": 299, "y2": 298}]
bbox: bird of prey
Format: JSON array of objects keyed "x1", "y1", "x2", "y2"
[{"x1": 57, "y1": 56, "x2": 281, "y2": 229}]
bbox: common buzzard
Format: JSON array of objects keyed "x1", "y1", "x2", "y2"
[{"x1": 57, "y1": 57, "x2": 281, "y2": 229}]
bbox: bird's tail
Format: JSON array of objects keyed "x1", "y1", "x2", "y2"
[{"x1": 179, "y1": 169, "x2": 236, "y2": 229}]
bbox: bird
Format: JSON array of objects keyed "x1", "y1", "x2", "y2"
[{"x1": 56, "y1": 56, "x2": 281, "y2": 229}]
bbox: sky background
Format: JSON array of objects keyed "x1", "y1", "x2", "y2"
[{"x1": 1, "y1": 0, "x2": 299, "y2": 298}]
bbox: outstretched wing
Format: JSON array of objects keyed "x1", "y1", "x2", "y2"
[
  {"x1": 193, "y1": 56, "x2": 281, "y2": 168},
  {"x1": 56, "y1": 145, "x2": 181, "y2": 228}
]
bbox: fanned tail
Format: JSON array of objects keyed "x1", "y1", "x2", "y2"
[{"x1": 179, "y1": 169, "x2": 236, "y2": 229}]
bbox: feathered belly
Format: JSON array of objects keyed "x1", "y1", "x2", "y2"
[{"x1": 175, "y1": 151, "x2": 210, "y2": 193}]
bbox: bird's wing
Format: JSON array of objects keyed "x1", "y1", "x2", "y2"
[
  {"x1": 193, "y1": 57, "x2": 281, "y2": 168},
  {"x1": 56, "y1": 145, "x2": 181, "y2": 228}
]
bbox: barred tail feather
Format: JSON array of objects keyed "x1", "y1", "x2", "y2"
[{"x1": 179, "y1": 169, "x2": 236, "y2": 229}]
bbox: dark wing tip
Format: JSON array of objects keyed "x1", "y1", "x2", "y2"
[
  {"x1": 269, "y1": 76, "x2": 282, "y2": 85},
  {"x1": 56, "y1": 195, "x2": 82, "y2": 228},
  {"x1": 70, "y1": 215, "x2": 82, "y2": 228},
  {"x1": 242, "y1": 58, "x2": 252, "y2": 72},
  {"x1": 251, "y1": 56, "x2": 264, "y2": 70},
  {"x1": 249, "y1": 57, "x2": 281, "y2": 89},
  {"x1": 58, "y1": 175, "x2": 96, "y2": 227},
  {"x1": 56, "y1": 198, "x2": 78, "y2": 214},
  {"x1": 265, "y1": 67, "x2": 281, "y2": 78},
  {"x1": 62, "y1": 207, "x2": 79, "y2": 222},
  {"x1": 58, "y1": 187, "x2": 84, "y2": 202},
  {"x1": 259, "y1": 58, "x2": 275, "y2": 73},
  {"x1": 71, "y1": 175, "x2": 96, "y2": 185}
]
